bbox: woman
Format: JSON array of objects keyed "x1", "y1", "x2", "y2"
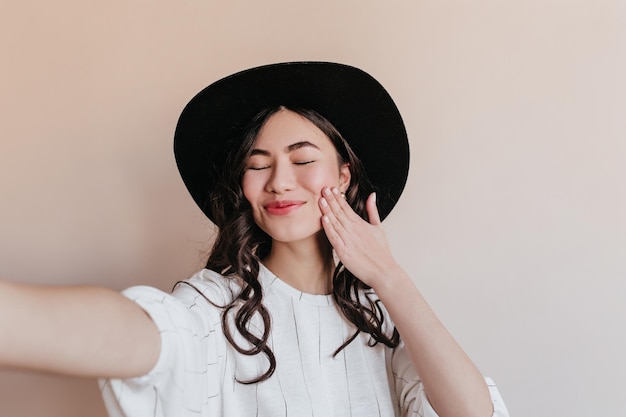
[{"x1": 0, "y1": 62, "x2": 509, "y2": 417}]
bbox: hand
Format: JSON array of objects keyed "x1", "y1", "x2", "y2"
[{"x1": 319, "y1": 187, "x2": 399, "y2": 288}]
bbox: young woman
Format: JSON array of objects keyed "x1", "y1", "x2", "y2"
[{"x1": 0, "y1": 62, "x2": 509, "y2": 417}]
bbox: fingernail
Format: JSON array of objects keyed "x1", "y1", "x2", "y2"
[
  {"x1": 323, "y1": 215, "x2": 330, "y2": 224},
  {"x1": 332, "y1": 187, "x2": 339, "y2": 195},
  {"x1": 320, "y1": 198, "x2": 328, "y2": 207},
  {"x1": 324, "y1": 188, "x2": 332, "y2": 196}
]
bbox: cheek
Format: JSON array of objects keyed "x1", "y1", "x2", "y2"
[
  {"x1": 300, "y1": 164, "x2": 342, "y2": 192},
  {"x1": 241, "y1": 174, "x2": 261, "y2": 205}
]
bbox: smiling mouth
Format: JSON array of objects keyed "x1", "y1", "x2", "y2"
[{"x1": 264, "y1": 201, "x2": 305, "y2": 215}]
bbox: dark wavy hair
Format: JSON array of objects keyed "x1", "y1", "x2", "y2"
[{"x1": 183, "y1": 106, "x2": 399, "y2": 384}]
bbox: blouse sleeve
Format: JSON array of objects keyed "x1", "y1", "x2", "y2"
[
  {"x1": 99, "y1": 276, "x2": 229, "y2": 417},
  {"x1": 391, "y1": 343, "x2": 510, "y2": 417}
]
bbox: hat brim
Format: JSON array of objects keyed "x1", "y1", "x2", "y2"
[{"x1": 174, "y1": 62, "x2": 409, "y2": 223}]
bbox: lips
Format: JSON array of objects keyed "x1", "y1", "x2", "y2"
[{"x1": 264, "y1": 200, "x2": 305, "y2": 215}]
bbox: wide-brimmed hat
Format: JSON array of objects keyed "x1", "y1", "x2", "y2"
[{"x1": 174, "y1": 61, "x2": 409, "y2": 223}]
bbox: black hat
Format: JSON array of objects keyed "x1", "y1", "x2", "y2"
[{"x1": 174, "y1": 61, "x2": 409, "y2": 223}]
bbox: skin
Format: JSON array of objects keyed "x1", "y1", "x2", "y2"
[
  {"x1": 245, "y1": 109, "x2": 493, "y2": 417},
  {"x1": 319, "y1": 188, "x2": 493, "y2": 417},
  {"x1": 242, "y1": 109, "x2": 350, "y2": 294},
  {"x1": 0, "y1": 283, "x2": 159, "y2": 378},
  {"x1": 0, "y1": 108, "x2": 494, "y2": 417}
]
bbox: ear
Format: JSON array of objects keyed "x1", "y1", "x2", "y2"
[{"x1": 339, "y1": 162, "x2": 351, "y2": 193}]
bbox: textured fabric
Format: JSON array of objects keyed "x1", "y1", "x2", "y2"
[{"x1": 100, "y1": 266, "x2": 509, "y2": 417}]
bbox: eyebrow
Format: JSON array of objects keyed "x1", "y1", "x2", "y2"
[{"x1": 249, "y1": 141, "x2": 321, "y2": 156}]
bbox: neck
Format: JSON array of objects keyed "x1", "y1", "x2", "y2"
[{"x1": 262, "y1": 232, "x2": 335, "y2": 295}]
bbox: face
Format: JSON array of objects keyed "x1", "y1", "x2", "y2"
[{"x1": 242, "y1": 109, "x2": 351, "y2": 244}]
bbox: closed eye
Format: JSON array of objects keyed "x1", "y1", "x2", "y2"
[{"x1": 294, "y1": 160, "x2": 315, "y2": 166}]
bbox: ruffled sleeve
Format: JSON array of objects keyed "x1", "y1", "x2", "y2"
[{"x1": 99, "y1": 271, "x2": 233, "y2": 417}]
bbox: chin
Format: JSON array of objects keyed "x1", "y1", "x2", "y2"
[{"x1": 263, "y1": 224, "x2": 323, "y2": 244}]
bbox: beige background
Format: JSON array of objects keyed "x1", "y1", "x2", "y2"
[{"x1": 1, "y1": 1, "x2": 625, "y2": 416}]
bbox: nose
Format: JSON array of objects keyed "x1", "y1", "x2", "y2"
[{"x1": 265, "y1": 161, "x2": 295, "y2": 194}]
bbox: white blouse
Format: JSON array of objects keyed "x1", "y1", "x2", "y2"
[{"x1": 100, "y1": 266, "x2": 510, "y2": 417}]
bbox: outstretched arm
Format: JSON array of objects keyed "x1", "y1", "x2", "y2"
[
  {"x1": 0, "y1": 280, "x2": 160, "y2": 379},
  {"x1": 319, "y1": 187, "x2": 493, "y2": 417}
]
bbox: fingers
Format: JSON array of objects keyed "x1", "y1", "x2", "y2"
[
  {"x1": 320, "y1": 187, "x2": 353, "y2": 221},
  {"x1": 366, "y1": 192, "x2": 381, "y2": 225},
  {"x1": 319, "y1": 186, "x2": 339, "y2": 213},
  {"x1": 320, "y1": 187, "x2": 353, "y2": 225},
  {"x1": 318, "y1": 188, "x2": 393, "y2": 284},
  {"x1": 319, "y1": 187, "x2": 350, "y2": 247},
  {"x1": 319, "y1": 188, "x2": 380, "y2": 226}
]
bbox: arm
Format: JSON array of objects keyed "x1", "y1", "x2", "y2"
[
  {"x1": 375, "y1": 268, "x2": 493, "y2": 417},
  {"x1": 0, "y1": 280, "x2": 160, "y2": 379},
  {"x1": 319, "y1": 187, "x2": 493, "y2": 417}
]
